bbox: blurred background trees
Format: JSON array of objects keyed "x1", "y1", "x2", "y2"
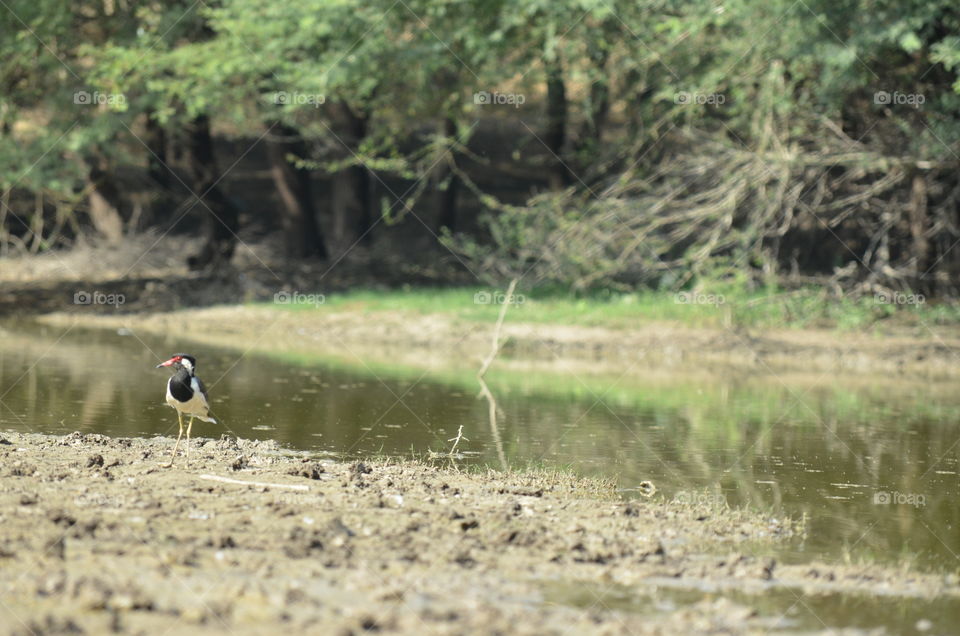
[{"x1": 1, "y1": 0, "x2": 959, "y2": 294}]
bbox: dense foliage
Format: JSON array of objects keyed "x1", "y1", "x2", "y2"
[{"x1": 1, "y1": 0, "x2": 959, "y2": 294}]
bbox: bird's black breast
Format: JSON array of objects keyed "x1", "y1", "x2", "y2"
[{"x1": 168, "y1": 372, "x2": 194, "y2": 402}]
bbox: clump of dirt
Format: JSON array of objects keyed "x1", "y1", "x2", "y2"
[{"x1": 1, "y1": 432, "x2": 957, "y2": 634}]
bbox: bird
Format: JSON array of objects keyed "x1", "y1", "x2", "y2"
[{"x1": 155, "y1": 353, "x2": 217, "y2": 463}]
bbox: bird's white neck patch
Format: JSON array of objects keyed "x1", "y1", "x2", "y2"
[{"x1": 180, "y1": 358, "x2": 194, "y2": 374}]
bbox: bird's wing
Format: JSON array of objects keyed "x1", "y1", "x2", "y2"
[{"x1": 191, "y1": 376, "x2": 211, "y2": 409}]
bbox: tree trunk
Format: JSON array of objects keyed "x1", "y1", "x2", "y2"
[
  {"x1": 266, "y1": 122, "x2": 327, "y2": 259},
  {"x1": 142, "y1": 113, "x2": 178, "y2": 230},
  {"x1": 623, "y1": 69, "x2": 653, "y2": 142},
  {"x1": 330, "y1": 103, "x2": 372, "y2": 248},
  {"x1": 580, "y1": 39, "x2": 611, "y2": 147},
  {"x1": 350, "y1": 110, "x2": 373, "y2": 243},
  {"x1": 545, "y1": 61, "x2": 571, "y2": 188},
  {"x1": 85, "y1": 157, "x2": 124, "y2": 244},
  {"x1": 437, "y1": 117, "x2": 460, "y2": 232},
  {"x1": 185, "y1": 115, "x2": 240, "y2": 270},
  {"x1": 144, "y1": 113, "x2": 171, "y2": 190},
  {"x1": 87, "y1": 189, "x2": 123, "y2": 244},
  {"x1": 908, "y1": 171, "x2": 929, "y2": 284}
]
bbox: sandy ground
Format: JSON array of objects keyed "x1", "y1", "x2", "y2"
[{"x1": 1, "y1": 432, "x2": 957, "y2": 635}]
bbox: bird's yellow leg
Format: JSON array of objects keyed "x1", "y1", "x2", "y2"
[
  {"x1": 169, "y1": 411, "x2": 184, "y2": 464},
  {"x1": 186, "y1": 416, "x2": 194, "y2": 462}
]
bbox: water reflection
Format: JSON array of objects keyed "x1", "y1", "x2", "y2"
[{"x1": 1, "y1": 321, "x2": 959, "y2": 570}]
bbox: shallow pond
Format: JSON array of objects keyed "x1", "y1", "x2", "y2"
[{"x1": 1, "y1": 320, "x2": 958, "y2": 629}]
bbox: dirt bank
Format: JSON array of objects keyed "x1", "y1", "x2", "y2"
[
  {"x1": 7, "y1": 234, "x2": 960, "y2": 379},
  {"x1": 1, "y1": 432, "x2": 957, "y2": 635},
  {"x1": 37, "y1": 303, "x2": 960, "y2": 380}
]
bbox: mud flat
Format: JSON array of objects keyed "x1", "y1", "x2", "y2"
[{"x1": 1, "y1": 431, "x2": 957, "y2": 635}]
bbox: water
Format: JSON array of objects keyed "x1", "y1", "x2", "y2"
[
  {"x1": 544, "y1": 579, "x2": 960, "y2": 633},
  {"x1": 2, "y1": 321, "x2": 959, "y2": 577}
]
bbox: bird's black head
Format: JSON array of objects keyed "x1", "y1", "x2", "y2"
[{"x1": 156, "y1": 353, "x2": 197, "y2": 374}]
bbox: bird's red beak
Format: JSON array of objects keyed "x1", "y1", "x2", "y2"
[{"x1": 156, "y1": 356, "x2": 180, "y2": 368}]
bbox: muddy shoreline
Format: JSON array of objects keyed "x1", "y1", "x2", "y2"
[
  {"x1": 1, "y1": 432, "x2": 957, "y2": 635},
  {"x1": 35, "y1": 304, "x2": 960, "y2": 381},
  {"x1": 6, "y1": 238, "x2": 960, "y2": 379}
]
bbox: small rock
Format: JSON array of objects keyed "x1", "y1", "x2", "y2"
[
  {"x1": 9, "y1": 461, "x2": 36, "y2": 477},
  {"x1": 288, "y1": 462, "x2": 324, "y2": 480},
  {"x1": 216, "y1": 435, "x2": 240, "y2": 451},
  {"x1": 181, "y1": 607, "x2": 207, "y2": 624},
  {"x1": 351, "y1": 462, "x2": 372, "y2": 478},
  {"x1": 359, "y1": 616, "x2": 381, "y2": 631},
  {"x1": 44, "y1": 536, "x2": 66, "y2": 560},
  {"x1": 47, "y1": 510, "x2": 77, "y2": 527},
  {"x1": 58, "y1": 432, "x2": 85, "y2": 446},
  {"x1": 453, "y1": 552, "x2": 476, "y2": 568},
  {"x1": 328, "y1": 517, "x2": 355, "y2": 538},
  {"x1": 18, "y1": 616, "x2": 82, "y2": 636},
  {"x1": 762, "y1": 558, "x2": 776, "y2": 580},
  {"x1": 86, "y1": 454, "x2": 104, "y2": 468},
  {"x1": 379, "y1": 494, "x2": 403, "y2": 508}
]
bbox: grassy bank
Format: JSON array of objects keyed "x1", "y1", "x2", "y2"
[
  {"x1": 267, "y1": 285, "x2": 960, "y2": 331},
  {"x1": 37, "y1": 289, "x2": 960, "y2": 386}
]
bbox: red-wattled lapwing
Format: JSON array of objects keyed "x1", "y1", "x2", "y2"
[{"x1": 155, "y1": 353, "x2": 217, "y2": 463}]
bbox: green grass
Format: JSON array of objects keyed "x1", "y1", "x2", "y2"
[{"x1": 265, "y1": 285, "x2": 960, "y2": 331}]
